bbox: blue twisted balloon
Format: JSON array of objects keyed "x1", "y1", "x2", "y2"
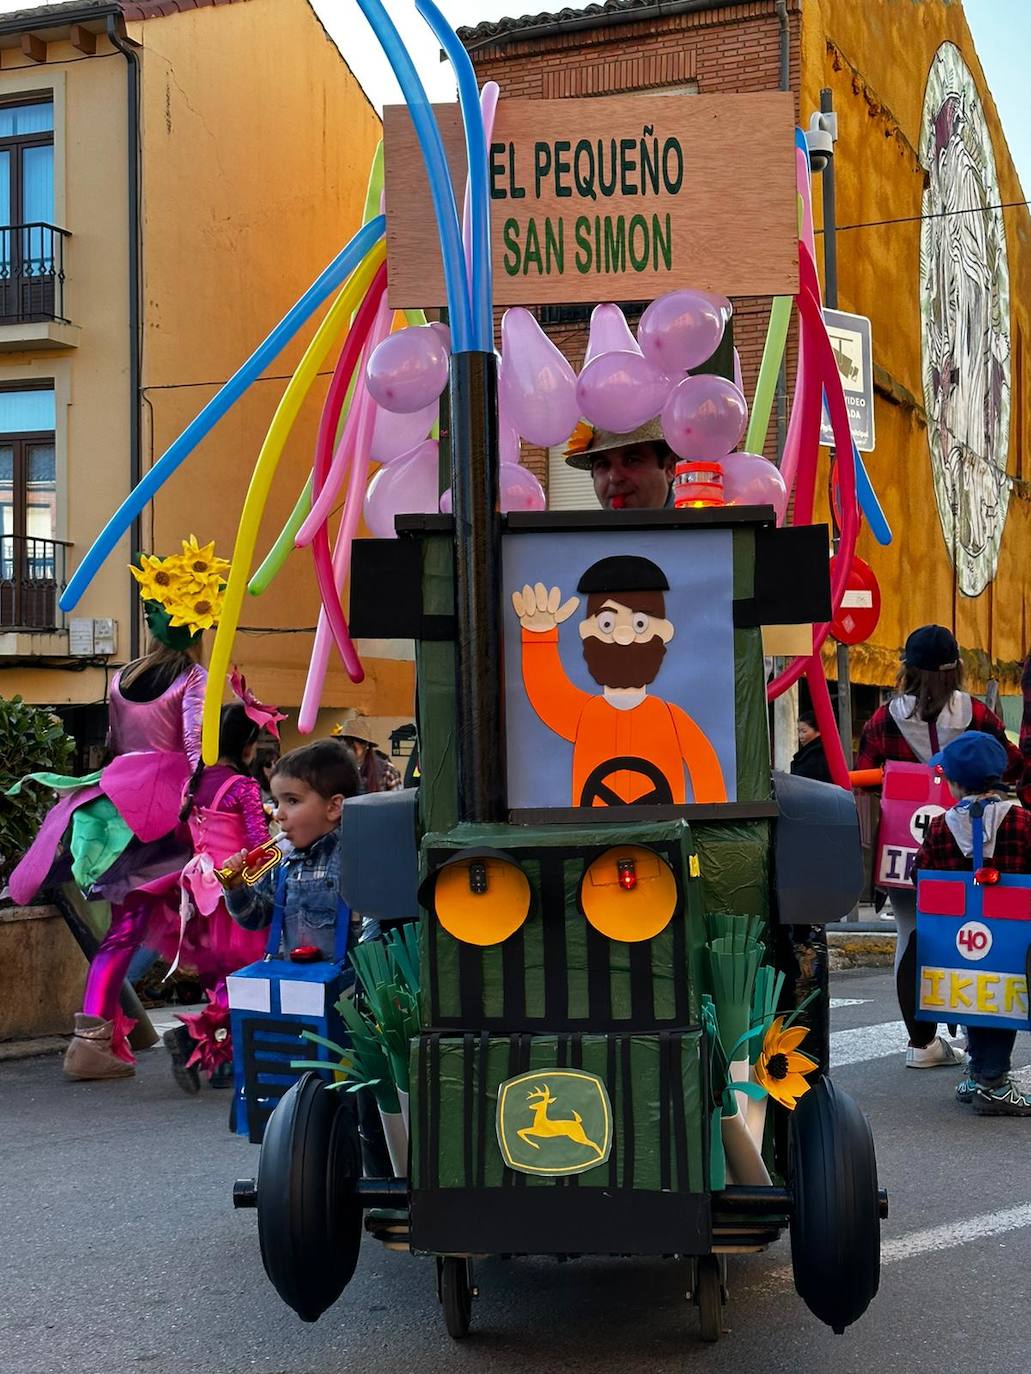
[
  {"x1": 60, "y1": 216, "x2": 386, "y2": 611},
  {"x1": 355, "y1": 0, "x2": 473, "y2": 351},
  {"x1": 415, "y1": 0, "x2": 492, "y2": 351}
]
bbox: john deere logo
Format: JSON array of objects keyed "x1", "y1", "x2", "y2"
[{"x1": 496, "y1": 1070, "x2": 612, "y2": 1176}]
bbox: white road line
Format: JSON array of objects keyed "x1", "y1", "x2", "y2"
[
  {"x1": 829, "y1": 998, "x2": 871, "y2": 1008},
  {"x1": 882, "y1": 1203, "x2": 1031, "y2": 1263},
  {"x1": 830, "y1": 1019, "x2": 910, "y2": 1066}
]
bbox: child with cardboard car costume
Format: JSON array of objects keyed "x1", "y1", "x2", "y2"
[
  {"x1": 856, "y1": 624, "x2": 1021, "y2": 1070},
  {"x1": 913, "y1": 733, "x2": 1031, "y2": 1117}
]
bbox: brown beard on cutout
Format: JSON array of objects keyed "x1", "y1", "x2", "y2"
[{"x1": 582, "y1": 634, "x2": 667, "y2": 689}]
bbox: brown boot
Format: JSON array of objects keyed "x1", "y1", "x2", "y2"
[{"x1": 63, "y1": 1014, "x2": 135, "y2": 1081}]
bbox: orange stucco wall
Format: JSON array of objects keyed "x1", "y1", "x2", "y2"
[
  {"x1": 132, "y1": 0, "x2": 413, "y2": 735},
  {"x1": 800, "y1": 0, "x2": 1030, "y2": 689}
]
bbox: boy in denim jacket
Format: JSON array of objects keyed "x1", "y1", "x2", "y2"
[{"x1": 223, "y1": 739, "x2": 360, "y2": 956}]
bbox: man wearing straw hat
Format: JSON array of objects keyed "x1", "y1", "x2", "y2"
[{"x1": 564, "y1": 418, "x2": 676, "y2": 511}]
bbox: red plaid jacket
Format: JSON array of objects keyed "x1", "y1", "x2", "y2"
[
  {"x1": 914, "y1": 804, "x2": 1031, "y2": 876},
  {"x1": 855, "y1": 697, "x2": 1022, "y2": 782},
  {"x1": 1021, "y1": 654, "x2": 1031, "y2": 782}
]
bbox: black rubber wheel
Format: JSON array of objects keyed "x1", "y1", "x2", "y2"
[
  {"x1": 790, "y1": 1077, "x2": 880, "y2": 1333},
  {"x1": 256, "y1": 1073, "x2": 362, "y2": 1322},
  {"x1": 695, "y1": 1256, "x2": 723, "y2": 1343},
  {"x1": 439, "y1": 1257, "x2": 473, "y2": 1339}
]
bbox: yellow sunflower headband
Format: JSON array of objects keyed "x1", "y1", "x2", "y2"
[{"x1": 130, "y1": 536, "x2": 230, "y2": 646}]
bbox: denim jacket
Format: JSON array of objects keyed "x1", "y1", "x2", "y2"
[{"x1": 225, "y1": 830, "x2": 347, "y2": 959}]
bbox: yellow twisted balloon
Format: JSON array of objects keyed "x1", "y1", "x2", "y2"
[{"x1": 201, "y1": 239, "x2": 387, "y2": 763}]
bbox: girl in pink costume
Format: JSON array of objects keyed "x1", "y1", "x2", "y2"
[
  {"x1": 9, "y1": 541, "x2": 227, "y2": 1080},
  {"x1": 154, "y1": 700, "x2": 280, "y2": 1092}
]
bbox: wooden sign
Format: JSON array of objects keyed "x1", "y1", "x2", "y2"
[{"x1": 383, "y1": 92, "x2": 798, "y2": 308}]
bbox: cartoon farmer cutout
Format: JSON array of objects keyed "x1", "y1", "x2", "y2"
[{"x1": 511, "y1": 555, "x2": 727, "y2": 807}]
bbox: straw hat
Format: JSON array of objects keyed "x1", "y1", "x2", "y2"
[
  {"x1": 331, "y1": 714, "x2": 379, "y2": 749},
  {"x1": 563, "y1": 416, "x2": 668, "y2": 470}
]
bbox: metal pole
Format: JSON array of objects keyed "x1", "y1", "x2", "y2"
[
  {"x1": 448, "y1": 351, "x2": 505, "y2": 823},
  {"x1": 820, "y1": 88, "x2": 853, "y2": 763}
]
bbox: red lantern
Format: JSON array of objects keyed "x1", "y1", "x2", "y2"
[{"x1": 674, "y1": 460, "x2": 724, "y2": 509}]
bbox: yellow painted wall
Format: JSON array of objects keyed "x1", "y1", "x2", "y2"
[
  {"x1": 0, "y1": 37, "x2": 132, "y2": 707},
  {"x1": 130, "y1": 0, "x2": 413, "y2": 733},
  {"x1": 800, "y1": 0, "x2": 1031, "y2": 690}
]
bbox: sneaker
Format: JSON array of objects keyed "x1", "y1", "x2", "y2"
[
  {"x1": 973, "y1": 1078, "x2": 1031, "y2": 1117},
  {"x1": 163, "y1": 1026, "x2": 201, "y2": 1095},
  {"x1": 955, "y1": 1075, "x2": 978, "y2": 1104},
  {"x1": 905, "y1": 1036, "x2": 966, "y2": 1069}
]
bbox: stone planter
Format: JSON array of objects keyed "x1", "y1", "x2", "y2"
[{"x1": 0, "y1": 903, "x2": 85, "y2": 1041}]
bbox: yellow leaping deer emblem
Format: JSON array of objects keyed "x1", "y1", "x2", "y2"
[{"x1": 517, "y1": 1084, "x2": 605, "y2": 1157}]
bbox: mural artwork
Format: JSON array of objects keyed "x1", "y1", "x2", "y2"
[{"x1": 919, "y1": 41, "x2": 1012, "y2": 598}]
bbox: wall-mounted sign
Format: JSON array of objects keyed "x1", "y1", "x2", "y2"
[
  {"x1": 820, "y1": 308, "x2": 875, "y2": 452},
  {"x1": 383, "y1": 92, "x2": 798, "y2": 307}
]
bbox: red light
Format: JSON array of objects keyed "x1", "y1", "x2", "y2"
[
  {"x1": 617, "y1": 858, "x2": 637, "y2": 891},
  {"x1": 974, "y1": 867, "x2": 1001, "y2": 886}
]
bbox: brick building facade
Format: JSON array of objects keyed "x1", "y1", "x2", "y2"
[{"x1": 460, "y1": 0, "x2": 801, "y2": 496}]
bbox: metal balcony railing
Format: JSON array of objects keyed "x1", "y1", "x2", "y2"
[
  {"x1": 0, "y1": 223, "x2": 69, "y2": 324},
  {"x1": 0, "y1": 535, "x2": 70, "y2": 630}
]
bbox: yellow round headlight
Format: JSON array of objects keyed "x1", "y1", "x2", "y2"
[
  {"x1": 579, "y1": 845, "x2": 677, "y2": 942},
  {"x1": 434, "y1": 856, "x2": 531, "y2": 946}
]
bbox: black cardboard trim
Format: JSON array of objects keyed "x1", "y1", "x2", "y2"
[
  {"x1": 671, "y1": 1034, "x2": 689, "y2": 1191},
  {"x1": 511, "y1": 803, "x2": 779, "y2": 824},
  {"x1": 659, "y1": 1030, "x2": 672, "y2": 1193},
  {"x1": 542, "y1": 853, "x2": 568, "y2": 1023},
  {"x1": 462, "y1": 1032, "x2": 474, "y2": 1190},
  {"x1": 620, "y1": 1037, "x2": 634, "y2": 1191},
  {"x1": 409, "y1": 1187, "x2": 712, "y2": 1255}
]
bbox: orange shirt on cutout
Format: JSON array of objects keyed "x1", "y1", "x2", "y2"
[{"x1": 520, "y1": 628, "x2": 728, "y2": 806}]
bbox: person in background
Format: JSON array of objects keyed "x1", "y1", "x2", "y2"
[
  {"x1": 332, "y1": 721, "x2": 403, "y2": 792},
  {"x1": 1020, "y1": 650, "x2": 1031, "y2": 806},
  {"x1": 790, "y1": 710, "x2": 833, "y2": 783},
  {"x1": 913, "y1": 733, "x2": 1031, "y2": 1115},
  {"x1": 563, "y1": 417, "x2": 676, "y2": 511},
  {"x1": 855, "y1": 623, "x2": 1022, "y2": 1069}
]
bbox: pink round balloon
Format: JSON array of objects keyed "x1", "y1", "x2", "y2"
[
  {"x1": 584, "y1": 303, "x2": 640, "y2": 365},
  {"x1": 698, "y1": 291, "x2": 733, "y2": 323},
  {"x1": 499, "y1": 308, "x2": 579, "y2": 448},
  {"x1": 721, "y1": 451, "x2": 788, "y2": 520},
  {"x1": 660, "y1": 374, "x2": 747, "y2": 461},
  {"x1": 366, "y1": 325, "x2": 449, "y2": 415},
  {"x1": 363, "y1": 441, "x2": 439, "y2": 538},
  {"x1": 370, "y1": 400, "x2": 436, "y2": 464},
  {"x1": 441, "y1": 462, "x2": 545, "y2": 515},
  {"x1": 576, "y1": 351, "x2": 671, "y2": 433},
  {"x1": 638, "y1": 290, "x2": 726, "y2": 376},
  {"x1": 500, "y1": 461, "x2": 546, "y2": 512},
  {"x1": 430, "y1": 321, "x2": 451, "y2": 353},
  {"x1": 499, "y1": 418, "x2": 521, "y2": 466}
]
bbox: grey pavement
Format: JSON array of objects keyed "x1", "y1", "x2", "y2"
[{"x1": 2, "y1": 968, "x2": 1030, "y2": 1374}]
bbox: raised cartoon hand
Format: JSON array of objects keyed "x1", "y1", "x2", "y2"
[{"x1": 511, "y1": 582, "x2": 580, "y2": 633}]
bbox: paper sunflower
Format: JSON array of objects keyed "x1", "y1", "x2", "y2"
[
  {"x1": 166, "y1": 584, "x2": 224, "y2": 634},
  {"x1": 565, "y1": 418, "x2": 594, "y2": 458},
  {"x1": 130, "y1": 553, "x2": 181, "y2": 603},
  {"x1": 754, "y1": 1016, "x2": 818, "y2": 1109},
  {"x1": 179, "y1": 535, "x2": 231, "y2": 591}
]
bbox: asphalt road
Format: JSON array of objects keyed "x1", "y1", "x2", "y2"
[{"x1": 2, "y1": 968, "x2": 1030, "y2": 1374}]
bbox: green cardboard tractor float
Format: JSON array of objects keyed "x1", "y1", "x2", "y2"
[{"x1": 233, "y1": 469, "x2": 886, "y2": 1343}]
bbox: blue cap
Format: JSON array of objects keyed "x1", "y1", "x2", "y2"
[
  {"x1": 903, "y1": 624, "x2": 959, "y2": 672},
  {"x1": 930, "y1": 733, "x2": 1008, "y2": 790}
]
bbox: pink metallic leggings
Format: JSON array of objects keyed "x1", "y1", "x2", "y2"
[{"x1": 82, "y1": 900, "x2": 152, "y2": 1022}]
